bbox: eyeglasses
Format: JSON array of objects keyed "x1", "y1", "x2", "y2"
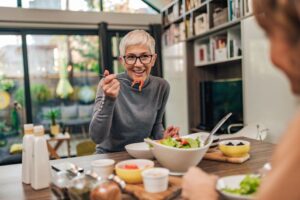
[{"x1": 123, "y1": 54, "x2": 153, "y2": 65}]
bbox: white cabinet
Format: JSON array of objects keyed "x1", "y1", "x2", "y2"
[{"x1": 162, "y1": 42, "x2": 189, "y2": 135}]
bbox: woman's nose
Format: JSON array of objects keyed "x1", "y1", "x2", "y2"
[{"x1": 134, "y1": 58, "x2": 143, "y2": 66}]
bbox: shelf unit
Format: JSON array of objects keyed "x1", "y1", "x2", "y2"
[{"x1": 162, "y1": 0, "x2": 252, "y2": 132}]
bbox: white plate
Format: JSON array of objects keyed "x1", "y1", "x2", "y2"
[
  {"x1": 216, "y1": 174, "x2": 255, "y2": 200},
  {"x1": 125, "y1": 142, "x2": 154, "y2": 159}
]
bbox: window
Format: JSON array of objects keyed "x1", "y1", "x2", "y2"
[
  {"x1": 21, "y1": 0, "x2": 101, "y2": 11},
  {"x1": 0, "y1": 35, "x2": 26, "y2": 162},
  {"x1": 26, "y1": 35, "x2": 99, "y2": 137},
  {"x1": 104, "y1": 0, "x2": 157, "y2": 14},
  {"x1": 0, "y1": 1, "x2": 17, "y2": 7}
]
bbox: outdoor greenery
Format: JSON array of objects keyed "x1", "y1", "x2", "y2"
[{"x1": 14, "y1": 84, "x2": 52, "y2": 106}]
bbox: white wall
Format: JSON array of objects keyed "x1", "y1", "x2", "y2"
[
  {"x1": 242, "y1": 16, "x2": 299, "y2": 143},
  {"x1": 162, "y1": 42, "x2": 189, "y2": 135}
]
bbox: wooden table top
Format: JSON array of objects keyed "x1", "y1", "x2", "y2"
[{"x1": 0, "y1": 137, "x2": 274, "y2": 200}]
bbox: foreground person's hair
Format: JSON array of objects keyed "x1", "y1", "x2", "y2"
[{"x1": 253, "y1": 0, "x2": 300, "y2": 43}]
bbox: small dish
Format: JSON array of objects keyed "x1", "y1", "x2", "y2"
[
  {"x1": 219, "y1": 140, "x2": 250, "y2": 157},
  {"x1": 216, "y1": 174, "x2": 256, "y2": 200},
  {"x1": 91, "y1": 159, "x2": 115, "y2": 178},
  {"x1": 115, "y1": 159, "x2": 154, "y2": 184},
  {"x1": 125, "y1": 142, "x2": 154, "y2": 159},
  {"x1": 142, "y1": 167, "x2": 169, "y2": 193}
]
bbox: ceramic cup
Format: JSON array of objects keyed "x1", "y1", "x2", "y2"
[
  {"x1": 91, "y1": 159, "x2": 115, "y2": 178},
  {"x1": 142, "y1": 167, "x2": 169, "y2": 193}
]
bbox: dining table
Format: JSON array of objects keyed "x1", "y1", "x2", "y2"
[{"x1": 0, "y1": 137, "x2": 274, "y2": 200}]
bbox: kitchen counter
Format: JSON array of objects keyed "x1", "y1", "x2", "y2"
[{"x1": 0, "y1": 137, "x2": 274, "y2": 200}]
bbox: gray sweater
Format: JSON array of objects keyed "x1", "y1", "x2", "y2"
[{"x1": 89, "y1": 72, "x2": 170, "y2": 153}]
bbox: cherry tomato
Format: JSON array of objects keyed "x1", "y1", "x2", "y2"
[
  {"x1": 123, "y1": 164, "x2": 139, "y2": 170},
  {"x1": 181, "y1": 139, "x2": 189, "y2": 145}
]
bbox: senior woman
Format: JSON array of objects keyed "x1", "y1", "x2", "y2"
[
  {"x1": 89, "y1": 30, "x2": 179, "y2": 153},
  {"x1": 181, "y1": 0, "x2": 300, "y2": 199}
]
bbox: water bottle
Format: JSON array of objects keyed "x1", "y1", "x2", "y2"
[{"x1": 22, "y1": 124, "x2": 34, "y2": 184}]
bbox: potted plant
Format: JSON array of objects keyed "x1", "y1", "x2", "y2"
[{"x1": 45, "y1": 109, "x2": 60, "y2": 136}]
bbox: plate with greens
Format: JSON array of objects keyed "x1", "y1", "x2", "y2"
[{"x1": 216, "y1": 174, "x2": 261, "y2": 200}]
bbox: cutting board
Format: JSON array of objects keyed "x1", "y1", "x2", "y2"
[
  {"x1": 124, "y1": 176, "x2": 182, "y2": 200},
  {"x1": 204, "y1": 148, "x2": 250, "y2": 164}
]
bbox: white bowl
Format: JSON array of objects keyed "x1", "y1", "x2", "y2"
[
  {"x1": 125, "y1": 142, "x2": 154, "y2": 159},
  {"x1": 142, "y1": 167, "x2": 169, "y2": 193},
  {"x1": 144, "y1": 132, "x2": 212, "y2": 175},
  {"x1": 91, "y1": 159, "x2": 115, "y2": 178},
  {"x1": 216, "y1": 174, "x2": 255, "y2": 200}
]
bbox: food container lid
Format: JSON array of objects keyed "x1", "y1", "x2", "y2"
[
  {"x1": 34, "y1": 125, "x2": 45, "y2": 136},
  {"x1": 24, "y1": 124, "x2": 34, "y2": 134}
]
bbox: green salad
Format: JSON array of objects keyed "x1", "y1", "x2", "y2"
[
  {"x1": 159, "y1": 136, "x2": 201, "y2": 149},
  {"x1": 223, "y1": 175, "x2": 261, "y2": 196}
]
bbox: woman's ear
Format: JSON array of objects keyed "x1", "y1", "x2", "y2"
[{"x1": 151, "y1": 53, "x2": 157, "y2": 66}]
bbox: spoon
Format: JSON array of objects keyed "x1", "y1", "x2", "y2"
[{"x1": 204, "y1": 112, "x2": 232, "y2": 145}]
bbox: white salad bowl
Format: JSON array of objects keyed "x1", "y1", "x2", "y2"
[
  {"x1": 125, "y1": 142, "x2": 154, "y2": 159},
  {"x1": 144, "y1": 132, "x2": 212, "y2": 175}
]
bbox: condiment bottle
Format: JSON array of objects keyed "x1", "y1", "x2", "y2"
[
  {"x1": 31, "y1": 125, "x2": 51, "y2": 190},
  {"x1": 22, "y1": 124, "x2": 34, "y2": 184}
]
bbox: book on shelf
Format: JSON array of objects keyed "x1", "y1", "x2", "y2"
[
  {"x1": 229, "y1": 0, "x2": 242, "y2": 21},
  {"x1": 186, "y1": 0, "x2": 191, "y2": 12},
  {"x1": 213, "y1": 7, "x2": 228, "y2": 27},
  {"x1": 185, "y1": 17, "x2": 194, "y2": 38},
  {"x1": 228, "y1": 38, "x2": 241, "y2": 58},
  {"x1": 163, "y1": 21, "x2": 186, "y2": 46},
  {"x1": 194, "y1": 13, "x2": 209, "y2": 35},
  {"x1": 227, "y1": 28, "x2": 241, "y2": 58},
  {"x1": 195, "y1": 43, "x2": 209, "y2": 65},
  {"x1": 211, "y1": 36, "x2": 227, "y2": 61},
  {"x1": 173, "y1": 2, "x2": 180, "y2": 19},
  {"x1": 179, "y1": 21, "x2": 186, "y2": 41},
  {"x1": 244, "y1": 0, "x2": 253, "y2": 15}
]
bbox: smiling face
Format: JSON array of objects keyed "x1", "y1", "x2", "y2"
[{"x1": 121, "y1": 44, "x2": 157, "y2": 81}]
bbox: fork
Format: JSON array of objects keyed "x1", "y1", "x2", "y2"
[
  {"x1": 257, "y1": 162, "x2": 272, "y2": 177},
  {"x1": 99, "y1": 74, "x2": 131, "y2": 83}
]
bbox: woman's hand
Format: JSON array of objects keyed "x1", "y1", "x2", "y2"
[
  {"x1": 182, "y1": 167, "x2": 219, "y2": 200},
  {"x1": 100, "y1": 70, "x2": 120, "y2": 99},
  {"x1": 163, "y1": 126, "x2": 180, "y2": 138}
]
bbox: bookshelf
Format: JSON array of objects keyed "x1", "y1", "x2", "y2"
[{"x1": 162, "y1": 0, "x2": 252, "y2": 132}]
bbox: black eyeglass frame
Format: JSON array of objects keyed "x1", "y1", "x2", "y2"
[{"x1": 123, "y1": 55, "x2": 153, "y2": 65}]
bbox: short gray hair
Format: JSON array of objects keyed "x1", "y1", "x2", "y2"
[{"x1": 119, "y1": 30, "x2": 155, "y2": 56}]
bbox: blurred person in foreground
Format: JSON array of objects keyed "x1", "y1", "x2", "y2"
[
  {"x1": 89, "y1": 30, "x2": 179, "y2": 153},
  {"x1": 182, "y1": 0, "x2": 300, "y2": 199}
]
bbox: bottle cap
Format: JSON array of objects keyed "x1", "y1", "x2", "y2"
[
  {"x1": 24, "y1": 124, "x2": 34, "y2": 135},
  {"x1": 34, "y1": 125, "x2": 45, "y2": 136}
]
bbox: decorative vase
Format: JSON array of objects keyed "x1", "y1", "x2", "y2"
[{"x1": 50, "y1": 124, "x2": 60, "y2": 135}]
